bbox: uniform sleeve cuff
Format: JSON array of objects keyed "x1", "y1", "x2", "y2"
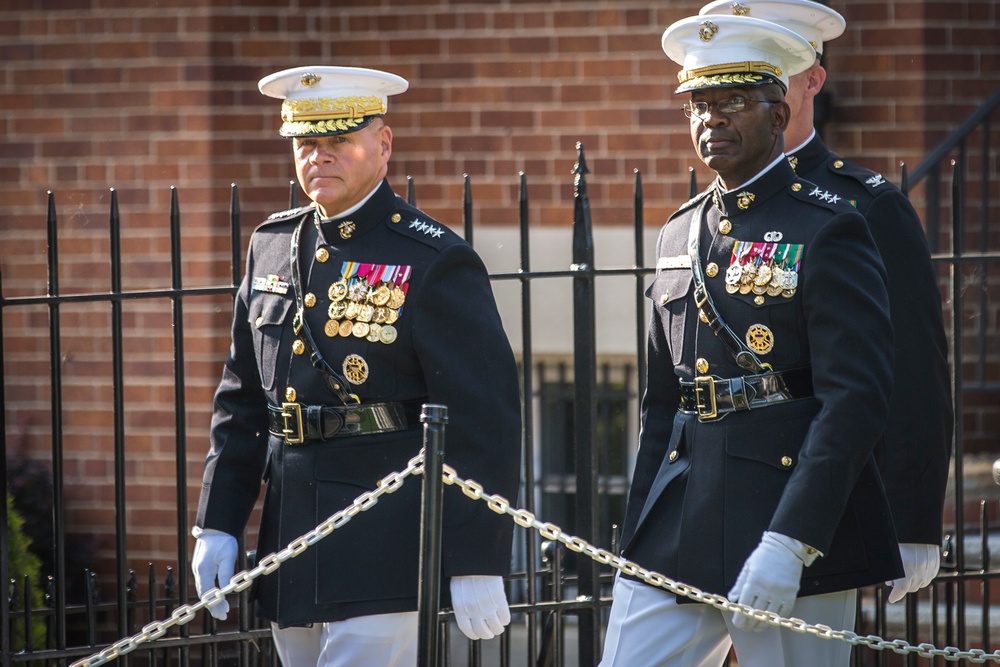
[{"x1": 766, "y1": 530, "x2": 823, "y2": 566}]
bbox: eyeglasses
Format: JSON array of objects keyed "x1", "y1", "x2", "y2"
[{"x1": 681, "y1": 95, "x2": 777, "y2": 120}]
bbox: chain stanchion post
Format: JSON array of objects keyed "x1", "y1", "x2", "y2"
[{"x1": 417, "y1": 404, "x2": 448, "y2": 667}]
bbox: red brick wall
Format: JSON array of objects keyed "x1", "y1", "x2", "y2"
[{"x1": 2, "y1": 0, "x2": 998, "y2": 587}]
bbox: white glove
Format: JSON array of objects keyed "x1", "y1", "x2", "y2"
[
  {"x1": 887, "y1": 543, "x2": 940, "y2": 603},
  {"x1": 192, "y1": 528, "x2": 238, "y2": 621},
  {"x1": 728, "y1": 531, "x2": 811, "y2": 632},
  {"x1": 450, "y1": 575, "x2": 510, "y2": 640}
]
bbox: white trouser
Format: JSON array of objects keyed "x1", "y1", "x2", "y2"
[
  {"x1": 601, "y1": 575, "x2": 856, "y2": 667},
  {"x1": 271, "y1": 612, "x2": 418, "y2": 667}
]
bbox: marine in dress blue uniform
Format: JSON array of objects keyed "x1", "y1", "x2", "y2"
[
  {"x1": 700, "y1": 0, "x2": 952, "y2": 598},
  {"x1": 602, "y1": 16, "x2": 903, "y2": 667},
  {"x1": 191, "y1": 66, "x2": 522, "y2": 666}
]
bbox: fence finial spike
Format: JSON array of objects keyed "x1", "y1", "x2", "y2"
[{"x1": 573, "y1": 141, "x2": 590, "y2": 175}]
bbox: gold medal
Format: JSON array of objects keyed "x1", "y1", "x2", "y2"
[
  {"x1": 342, "y1": 354, "x2": 368, "y2": 385},
  {"x1": 344, "y1": 301, "x2": 361, "y2": 320},
  {"x1": 767, "y1": 282, "x2": 784, "y2": 297},
  {"x1": 739, "y1": 282, "x2": 753, "y2": 295},
  {"x1": 387, "y1": 286, "x2": 406, "y2": 309},
  {"x1": 373, "y1": 306, "x2": 390, "y2": 324},
  {"x1": 782, "y1": 288, "x2": 796, "y2": 299},
  {"x1": 358, "y1": 303, "x2": 375, "y2": 323},
  {"x1": 366, "y1": 323, "x2": 382, "y2": 343},
  {"x1": 725, "y1": 282, "x2": 739, "y2": 294},
  {"x1": 752, "y1": 283, "x2": 767, "y2": 295},
  {"x1": 386, "y1": 308, "x2": 399, "y2": 324},
  {"x1": 328, "y1": 280, "x2": 348, "y2": 301},
  {"x1": 352, "y1": 321, "x2": 370, "y2": 338},
  {"x1": 754, "y1": 264, "x2": 772, "y2": 286},
  {"x1": 379, "y1": 324, "x2": 398, "y2": 344},
  {"x1": 373, "y1": 282, "x2": 392, "y2": 306},
  {"x1": 338, "y1": 320, "x2": 354, "y2": 337},
  {"x1": 324, "y1": 320, "x2": 340, "y2": 337},
  {"x1": 328, "y1": 300, "x2": 348, "y2": 320}
]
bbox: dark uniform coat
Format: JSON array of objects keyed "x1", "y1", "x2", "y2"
[
  {"x1": 195, "y1": 179, "x2": 522, "y2": 627},
  {"x1": 620, "y1": 158, "x2": 904, "y2": 600},
  {"x1": 789, "y1": 134, "x2": 953, "y2": 545}
]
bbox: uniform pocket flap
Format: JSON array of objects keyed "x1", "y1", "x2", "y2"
[
  {"x1": 725, "y1": 416, "x2": 811, "y2": 471},
  {"x1": 248, "y1": 292, "x2": 293, "y2": 328},
  {"x1": 646, "y1": 268, "x2": 693, "y2": 307}
]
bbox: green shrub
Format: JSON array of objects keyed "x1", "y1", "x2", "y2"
[{"x1": 5, "y1": 490, "x2": 47, "y2": 652}]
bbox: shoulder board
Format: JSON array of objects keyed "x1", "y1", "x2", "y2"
[
  {"x1": 826, "y1": 155, "x2": 894, "y2": 191},
  {"x1": 263, "y1": 204, "x2": 314, "y2": 223},
  {"x1": 790, "y1": 179, "x2": 855, "y2": 212},
  {"x1": 387, "y1": 209, "x2": 462, "y2": 249}
]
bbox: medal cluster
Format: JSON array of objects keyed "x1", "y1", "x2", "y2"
[
  {"x1": 324, "y1": 261, "x2": 410, "y2": 345},
  {"x1": 725, "y1": 241, "x2": 803, "y2": 300}
]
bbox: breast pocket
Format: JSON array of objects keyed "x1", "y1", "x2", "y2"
[
  {"x1": 722, "y1": 290, "x2": 803, "y2": 366},
  {"x1": 247, "y1": 293, "x2": 293, "y2": 391},
  {"x1": 647, "y1": 268, "x2": 694, "y2": 366}
]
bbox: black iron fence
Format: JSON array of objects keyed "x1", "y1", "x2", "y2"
[{"x1": 3, "y1": 108, "x2": 1000, "y2": 667}]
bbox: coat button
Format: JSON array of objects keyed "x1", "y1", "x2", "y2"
[
  {"x1": 304, "y1": 292, "x2": 317, "y2": 308},
  {"x1": 696, "y1": 358, "x2": 709, "y2": 374},
  {"x1": 754, "y1": 295, "x2": 765, "y2": 305},
  {"x1": 706, "y1": 262, "x2": 719, "y2": 278},
  {"x1": 781, "y1": 456, "x2": 793, "y2": 468},
  {"x1": 292, "y1": 339, "x2": 305, "y2": 355},
  {"x1": 833, "y1": 160, "x2": 844, "y2": 169},
  {"x1": 791, "y1": 183, "x2": 802, "y2": 192},
  {"x1": 391, "y1": 213, "x2": 402, "y2": 223},
  {"x1": 285, "y1": 387, "x2": 297, "y2": 402},
  {"x1": 669, "y1": 450, "x2": 678, "y2": 462},
  {"x1": 719, "y1": 219, "x2": 732, "y2": 234},
  {"x1": 315, "y1": 247, "x2": 330, "y2": 263},
  {"x1": 660, "y1": 292, "x2": 670, "y2": 305}
]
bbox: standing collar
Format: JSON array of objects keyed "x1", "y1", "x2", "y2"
[
  {"x1": 713, "y1": 157, "x2": 798, "y2": 216},
  {"x1": 786, "y1": 131, "x2": 830, "y2": 175},
  {"x1": 315, "y1": 179, "x2": 396, "y2": 243}
]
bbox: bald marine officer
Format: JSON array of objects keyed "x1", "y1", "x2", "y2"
[
  {"x1": 601, "y1": 16, "x2": 903, "y2": 667},
  {"x1": 700, "y1": 0, "x2": 953, "y2": 605},
  {"x1": 190, "y1": 66, "x2": 522, "y2": 667}
]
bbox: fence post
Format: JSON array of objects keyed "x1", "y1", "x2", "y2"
[
  {"x1": 570, "y1": 142, "x2": 601, "y2": 666},
  {"x1": 418, "y1": 404, "x2": 448, "y2": 667}
]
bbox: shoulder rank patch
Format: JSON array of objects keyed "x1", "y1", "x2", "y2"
[
  {"x1": 866, "y1": 174, "x2": 887, "y2": 188},
  {"x1": 807, "y1": 185, "x2": 843, "y2": 205},
  {"x1": 407, "y1": 217, "x2": 446, "y2": 238}
]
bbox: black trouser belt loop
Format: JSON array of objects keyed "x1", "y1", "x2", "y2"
[
  {"x1": 267, "y1": 399, "x2": 424, "y2": 444},
  {"x1": 678, "y1": 367, "x2": 813, "y2": 421}
]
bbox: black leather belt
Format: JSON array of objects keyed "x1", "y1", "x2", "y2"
[
  {"x1": 679, "y1": 367, "x2": 813, "y2": 421},
  {"x1": 267, "y1": 399, "x2": 424, "y2": 444}
]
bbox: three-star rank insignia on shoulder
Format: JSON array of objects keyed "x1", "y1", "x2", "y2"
[{"x1": 807, "y1": 185, "x2": 842, "y2": 204}]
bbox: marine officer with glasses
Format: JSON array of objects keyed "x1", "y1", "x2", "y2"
[
  {"x1": 601, "y1": 15, "x2": 902, "y2": 666},
  {"x1": 190, "y1": 66, "x2": 522, "y2": 667},
  {"x1": 700, "y1": 0, "x2": 952, "y2": 607}
]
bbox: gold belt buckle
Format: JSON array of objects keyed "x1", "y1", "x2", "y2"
[
  {"x1": 693, "y1": 376, "x2": 718, "y2": 421},
  {"x1": 281, "y1": 402, "x2": 304, "y2": 444}
]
